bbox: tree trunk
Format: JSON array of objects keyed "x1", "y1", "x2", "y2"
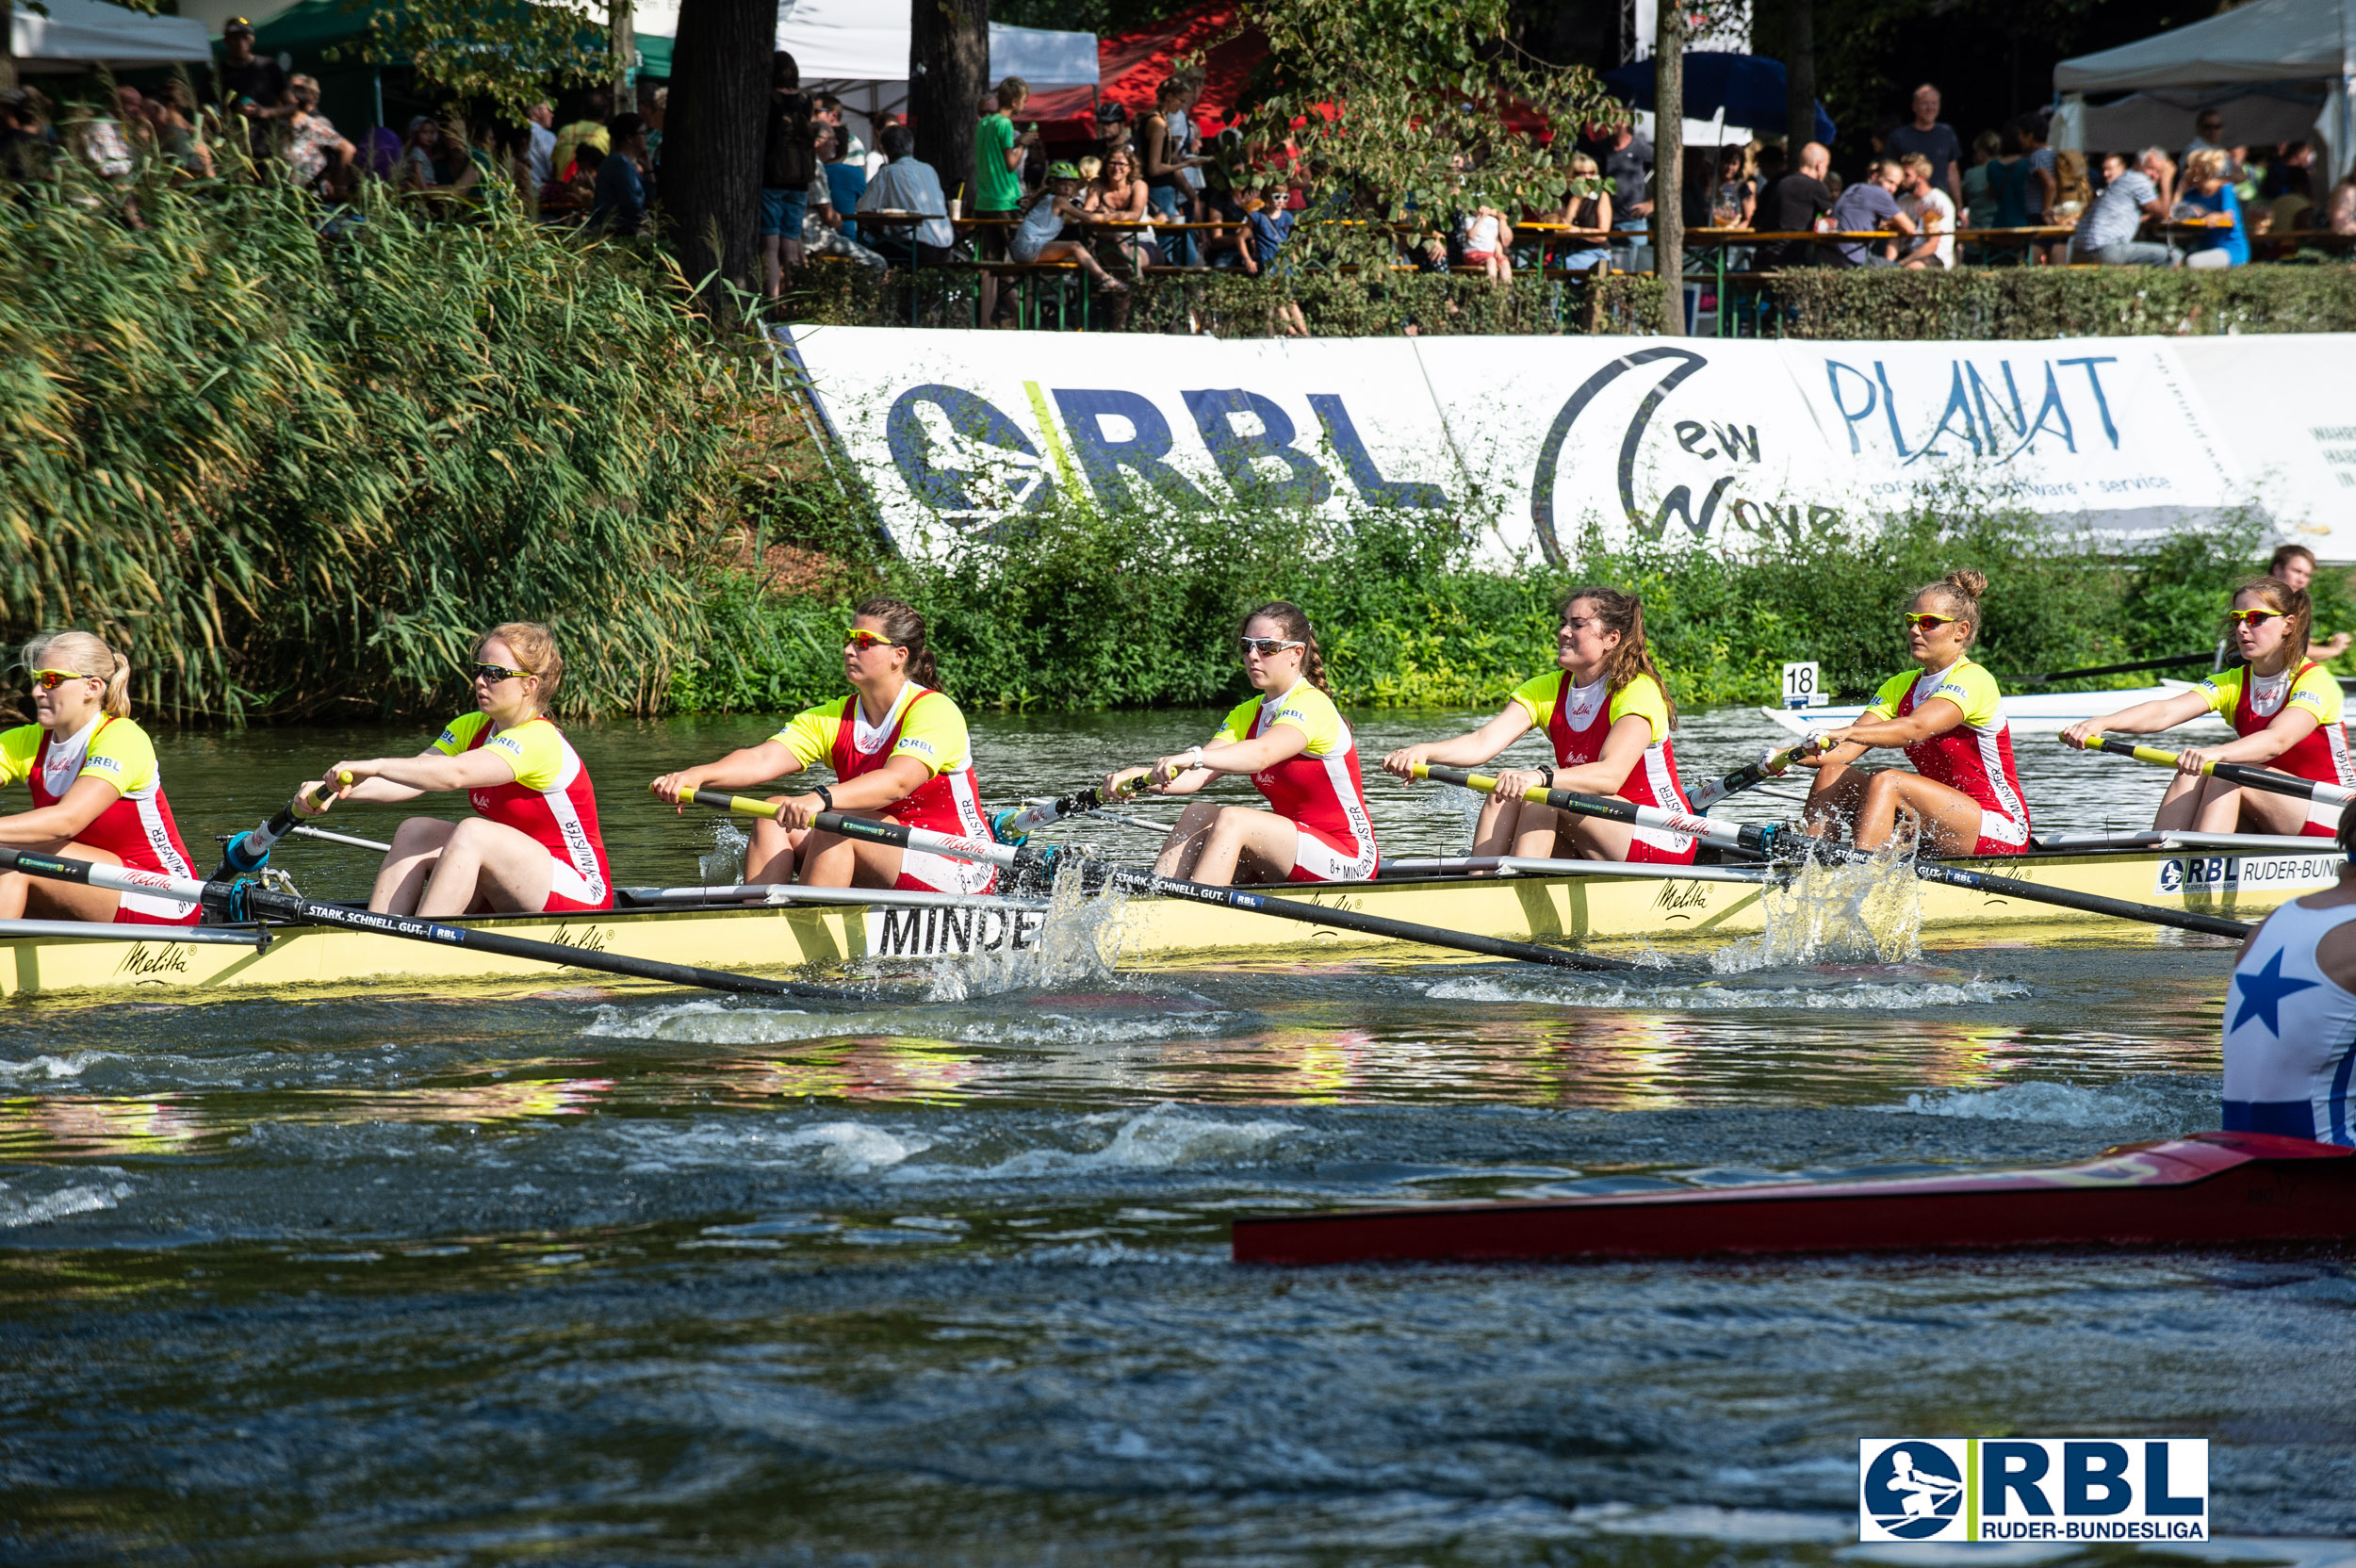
[
  {"x1": 612, "y1": 0, "x2": 638, "y2": 115},
  {"x1": 1652, "y1": 0, "x2": 1684, "y2": 335},
  {"x1": 910, "y1": 0, "x2": 989, "y2": 214},
  {"x1": 665, "y1": 0, "x2": 769, "y2": 309},
  {"x1": 1784, "y1": 0, "x2": 1815, "y2": 155},
  {"x1": 1, "y1": 0, "x2": 17, "y2": 94}
]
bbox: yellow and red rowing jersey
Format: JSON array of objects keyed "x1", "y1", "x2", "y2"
[
  {"x1": 1861, "y1": 658, "x2": 2031, "y2": 854},
  {"x1": 432, "y1": 711, "x2": 613, "y2": 910},
  {"x1": 773, "y1": 683, "x2": 995, "y2": 894},
  {"x1": 1509, "y1": 668, "x2": 1694, "y2": 864},
  {"x1": 1209, "y1": 680, "x2": 1379, "y2": 882},
  {"x1": 0, "y1": 715, "x2": 199, "y2": 924},
  {"x1": 2199, "y1": 662, "x2": 2354, "y2": 825}
]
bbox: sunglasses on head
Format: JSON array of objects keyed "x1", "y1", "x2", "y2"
[
  {"x1": 843, "y1": 629, "x2": 902, "y2": 652},
  {"x1": 1901, "y1": 612, "x2": 1960, "y2": 630},
  {"x1": 28, "y1": 668, "x2": 95, "y2": 691},
  {"x1": 2227, "y1": 607, "x2": 2285, "y2": 626},
  {"x1": 470, "y1": 662, "x2": 531, "y2": 684},
  {"x1": 1239, "y1": 636, "x2": 1304, "y2": 658}
]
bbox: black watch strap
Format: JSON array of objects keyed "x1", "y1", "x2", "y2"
[{"x1": 813, "y1": 785, "x2": 834, "y2": 813}]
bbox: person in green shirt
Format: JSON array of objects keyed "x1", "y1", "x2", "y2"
[{"x1": 976, "y1": 76, "x2": 1037, "y2": 327}]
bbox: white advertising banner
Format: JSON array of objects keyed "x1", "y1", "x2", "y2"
[{"x1": 784, "y1": 325, "x2": 2356, "y2": 563}]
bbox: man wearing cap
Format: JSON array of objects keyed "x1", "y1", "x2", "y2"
[{"x1": 213, "y1": 18, "x2": 291, "y2": 158}]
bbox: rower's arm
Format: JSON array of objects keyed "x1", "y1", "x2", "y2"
[
  {"x1": 1382, "y1": 707, "x2": 1532, "y2": 780},
  {"x1": 2059, "y1": 691, "x2": 2210, "y2": 747},
  {"x1": 331, "y1": 746, "x2": 517, "y2": 797},
  {"x1": 651, "y1": 740, "x2": 801, "y2": 802},
  {"x1": 1822, "y1": 696, "x2": 1963, "y2": 750},
  {"x1": 1548, "y1": 712, "x2": 1655, "y2": 797},
  {"x1": 1201, "y1": 721, "x2": 1310, "y2": 776},
  {"x1": 2206, "y1": 707, "x2": 2319, "y2": 764},
  {"x1": 0, "y1": 776, "x2": 122, "y2": 846}
]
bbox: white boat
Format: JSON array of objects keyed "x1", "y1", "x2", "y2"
[{"x1": 1760, "y1": 680, "x2": 2225, "y2": 738}]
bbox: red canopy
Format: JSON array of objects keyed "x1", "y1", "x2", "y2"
[{"x1": 1027, "y1": 2, "x2": 1268, "y2": 139}]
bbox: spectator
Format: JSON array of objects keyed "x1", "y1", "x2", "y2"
[
  {"x1": 2183, "y1": 110, "x2": 2243, "y2": 182},
  {"x1": 213, "y1": 17, "x2": 291, "y2": 157},
  {"x1": 1239, "y1": 186, "x2": 1308, "y2": 335},
  {"x1": 856, "y1": 121, "x2": 956, "y2": 266},
  {"x1": 1085, "y1": 145, "x2": 1156, "y2": 268},
  {"x1": 811, "y1": 94, "x2": 862, "y2": 165},
  {"x1": 76, "y1": 90, "x2": 137, "y2": 180},
  {"x1": 976, "y1": 76, "x2": 1037, "y2": 322},
  {"x1": 552, "y1": 90, "x2": 611, "y2": 184},
  {"x1": 1093, "y1": 99, "x2": 1129, "y2": 166},
  {"x1": 145, "y1": 82, "x2": 213, "y2": 179},
  {"x1": 801, "y1": 128, "x2": 888, "y2": 275},
  {"x1": 1679, "y1": 147, "x2": 1715, "y2": 229},
  {"x1": 2176, "y1": 146, "x2": 2250, "y2": 268},
  {"x1": 1895, "y1": 151, "x2": 1955, "y2": 268},
  {"x1": 0, "y1": 90, "x2": 57, "y2": 184},
  {"x1": 525, "y1": 102, "x2": 556, "y2": 188},
  {"x1": 643, "y1": 87, "x2": 667, "y2": 163},
  {"x1": 1986, "y1": 122, "x2": 2033, "y2": 238},
  {"x1": 1758, "y1": 139, "x2": 1835, "y2": 268},
  {"x1": 761, "y1": 54, "x2": 814, "y2": 297},
  {"x1": 1827, "y1": 157, "x2": 1914, "y2": 266},
  {"x1": 2328, "y1": 168, "x2": 2356, "y2": 234},
  {"x1": 820, "y1": 126, "x2": 868, "y2": 244},
  {"x1": 401, "y1": 113, "x2": 479, "y2": 194},
  {"x1": 1458, "y1": 192, "x2": 1513, "y2": 281},
  {"x1": 587, "y1": 112, "x2": 646, "y2": 234},
  {"x1": 1713, "y1": 145, "x2": 1754, "y2": 227},
  {"x1": 2015, "y1": 114, "x2": 2056, "y2": 223},
  {"x1": 1009, "y1": 160, "x2": 1128, "y2": 293},
  {"x1": 1554, "y1": 151, "x2": 1613, "y2": 271},
  {"x1": 2266, "y1": 140, "x2": 2317, "y2": 230},
  {"x1": 2270, "y1": 547, "x2": 2355, "y2": 660},
  {"x1": 1140, "y1": 76, "x2": 1206, "y2": 265},
  {"x1": 2071, "y1": 150, "x2": 2175, "y2": 266},
  {"x1": 1961, "y1": 128, "x2": 2003, "y2": 230},
  {"x1": 487, "y1": 120, "x2": 536, "y2": 212},
  {"x1": 1583, "y1": 116, "x2": 1653, "y2": 228},
  {"x1": 1748, "y1": 140, "x2": 1784, "y2": 210},
  {"x1": 1884, "y1": 83, "x2": 1962, "y2": 208},
  {"x1": 283, "y1": 75, "x2": 353, "y2": 197}
]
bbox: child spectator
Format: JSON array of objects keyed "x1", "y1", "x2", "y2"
[{"x1": 1008, "y1": 161, "x2": 1128, "y2": 294}]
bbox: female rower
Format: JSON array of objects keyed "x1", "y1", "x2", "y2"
[
  {"x1": 2217, "y1": 808, "x2": 2356, "y2": 1145},
  {"x1": 1106, "y1": 602, "x2": 1378, "y2": 887},
  {"x1": 1802, "y1": 569, "x2": 2032, "y2": 855},
  {"x1": 1382, "y1": 587, "x2": 1696, "y2": 864},
  {"x1": 2060, "y1": 576, "x2": 2353, "y2": 836},
  {"x1": 648, "y1": 600, "x2": 994, "y2": 893},
  {"x1": 305, "y1": 622, "x2": 614, "y2": 916},
  {"x1": 0, "y1": 630, "x2": 200, "y2": 926}
]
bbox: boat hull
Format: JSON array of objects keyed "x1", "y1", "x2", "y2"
[
  {"x1": 1229, "y1": 1132, "x2": 2356, "y2": 1265},
  {"x1": 0, "y1": 841, "x2": 2337, "y2": 999}
]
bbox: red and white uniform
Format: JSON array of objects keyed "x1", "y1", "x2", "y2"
[
  {"x1": 433, "y1": 711, "x2": 614, "y2": 910},
  {"x1": 2199, "y1": 662, "x2": 2354, "y2": 837},
  {"x1": 774, "y1": 684, "x2": 997, "y2": 894},
  {"x1": 1509, "y1": 669, "x2": 1696, "y2": 864},
  {"x1": 1209, "y1": 680, "x2": 1380, "y2": 883},
  {"x1": 1861, "y1": 659, "x2": 2031, "y2": 856},
  {"x1": 0, "y1": 714, "x2": 200, "y2": 924}
]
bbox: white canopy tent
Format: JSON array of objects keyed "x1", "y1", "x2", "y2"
[
  {"x1": 10, "y1": 0, "x2": 212, "y2": 70},
  {"x1": 2052, "y1": 0, "x2": 2356, "y2": 179}
]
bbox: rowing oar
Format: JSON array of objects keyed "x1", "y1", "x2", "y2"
[
  {"x1": 210, "y1": 776, "x2": 347, "y2": 880},
  {"x1": 679, "y1": 788, "x2": 1645, "y2": 973},
  {"x1": 1684, "y1": 737, "x2": 1825, "y2": 811},
  {"x1": 7, "y1": 838, "x2": 854, "y2": 1003},
  {"x1": 1408, "y1": 764, "x2": 2254, "y2": 939},
  {"x1": 2077, "y1": 733, "x2": 2356, "y2": 811}
]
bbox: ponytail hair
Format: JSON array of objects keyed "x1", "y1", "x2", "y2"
[
  {"x1": 2233, "y1": 575, "x2": 2312, "y2": 668},
  {"x1": 23, "y1": 629, "x2": 132, "y2": 719},
  {"x1": 1242, "y1": 601, "x2": 1329, "y2": 693},
  {"x1": 1911, "y1": 567, "x2": 1988, "y2": 647},
  {"x1": 1560, "y1": 587, "x2": 1675, "y2": 731},
  {"x1": 478, "y1": 621, "x2": 564, "y2": 714},
  {"x1": 856, "y1": 597, "x2": 938, "y2": 687}
]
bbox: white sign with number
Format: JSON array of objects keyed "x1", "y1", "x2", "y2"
[{"x1": 1781, "y1": 661, "x2": 1822, "y2": 710}]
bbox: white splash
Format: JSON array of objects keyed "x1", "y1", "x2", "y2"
[
  {"x1": 1896, "y1": 1078, "x2": 2211, "y2": 1128},
  {"x1": 612, "y1": 1119, "x2": 932, "y2": 1175},
  {"x1": 921, "y1": 859, "x2": 1137, "y2": 1000},
  {"x1": 898, "y1": 1102, "x2": 1301, "y2": 1182},
  {"x1": 0, "y1": 1179, "x2": 131, "y2": 1228},
  {"x1": 1711, "y1": 847, "x2": 1924, "y2": 972},
  {"x1": 1426, "y1": 974, "x2": 2030, "y2": 1011},
  {"x1": 582, "y1": 1001, "x2": 834, "y2": 1044},
  {"x1": 0, "y1": 1052, "x2": 114, "y2": 1081}
]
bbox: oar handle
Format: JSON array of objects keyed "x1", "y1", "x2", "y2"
[
  {"x1": 679, "y1": 786, "x2": 783, "y2": 820},
  {"x1": 211, "y1": 773, "x2": 360, "y2": 880},
  {"x1": 1411, "y1": 762, "x2": 1630, "y2": 822},
  {"x1": 2076, "y1": 732, "x2": 2351, "y2": 808},
  {"x1": 2081, "y1": 733, "x2": 2186, "y2": 770}
]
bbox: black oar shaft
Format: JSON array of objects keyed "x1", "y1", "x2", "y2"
[{"x1": 2086, "y1": 734, "x2": 2348, "y2": 806}]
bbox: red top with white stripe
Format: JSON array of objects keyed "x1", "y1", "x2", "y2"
[
  {"x1": 2203, "y1": 662, "x2": 2356, "y2": 787},
  {"x1": 434, "y1": 711, "x2": 614, "y2": 909},
  {"x1": 1865, "y1": 660, "x2": 2031, "y2": 829},
  {"x1": 1, "y1": 715, "x2": 200, "y2": 924},
  {"x1": 1210, "y1": 681, "x2": 1379, "y2": 862}
]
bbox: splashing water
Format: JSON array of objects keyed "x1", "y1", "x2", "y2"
[
  {"x1": 1710, "y1": 846, "x2": 1924, "y2": 972},
  {"x1": 699, "y1": 820, "x2": 749, "y2": 888},
  {"x1": 922, "y1": 858, "x2": 1137, "y2": 1000}
]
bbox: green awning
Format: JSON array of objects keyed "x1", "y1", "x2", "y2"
[{"x1": 251, "y1": 0, "x2": 666, "y2": 78}]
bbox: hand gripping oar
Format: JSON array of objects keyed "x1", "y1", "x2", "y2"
[
  {"x1": 6, "y1": 844, "x2": 855, "y2": 1001},
  {"x1": 1684, "y1": 737, "x2": 1826, "y2": 811},
  {"x1": 990, "y1": 786, "x2": 1110, "y2": 846},
  {"x1": 210, "y1": 776, "x2": 370, "y2": 879},
  {"x1": 1409, "y1": 764, "x2": 2255, "y2": 939},
  {"x1": 680, "y1": 788, "x2": 1646, "y2": 973},
  {"x1": 2078, "y1": 733, "x2": 2356, "y2": 811}
]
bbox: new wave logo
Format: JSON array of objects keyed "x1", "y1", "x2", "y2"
[{"x1": 1860, "y1": 1441, "x2": 1966, "y2": 1539}]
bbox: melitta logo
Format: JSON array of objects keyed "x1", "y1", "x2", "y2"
[{"x1": 1859, "y1": 1439, "x2": 2207, "y2": 1542}]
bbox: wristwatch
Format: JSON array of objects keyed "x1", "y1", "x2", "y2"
[{"x1": 812, "y1": 785, "x2": 834, "y2": 812}]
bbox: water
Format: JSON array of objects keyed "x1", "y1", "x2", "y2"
[{"x1": 5, "y1": 705, "x2": 2353, "y2": 1563}]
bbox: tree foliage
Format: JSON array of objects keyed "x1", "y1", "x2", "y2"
[{"x1": 330, "y1": 0, "x2": 614, "y2": 122}]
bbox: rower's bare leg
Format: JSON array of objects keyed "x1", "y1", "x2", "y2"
[
  {"x1": 1470, "y1": 793, "x2": 1530, "y2": 858},
  {"x1": 1851, "y1": 773, "x2": 1987, "y2": 856},
  {"x1": 1184, "y1": 806, "x2": 1298, "y2": 887},
  {"x1": 416, "y1": 818, "x2": 556, "y2": 917},
  {"x1": 1549, "y1": 811, "x2": 1640, "y2": 862},
  {"x1": 2198, "y1": 781, "x2": 2309, "y2": 837},
  {"x1": 745, "y1": 797, "x2": 798, "y2": 884},
  {"x1": 2151, "y1": 773, "x2": 2209, "y2": 831},
  {"x1": 0, "y1": 841, "x2": 123, "y2": 922},
  {"x1": 1153, "y1": 801, "x2": 1224, "y2": 878},
  {"x1": 794, "y1": 824, "x2": 908, "y2": 889},
  {"x1": 1802, "y1": 764, "x2": 1872, "y2": 841},
  {"x1": 372, "y1": 817, "x2": 456, "y2": 914}
]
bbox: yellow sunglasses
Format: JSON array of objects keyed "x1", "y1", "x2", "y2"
[
  {"x1": 2226, "y1": 608, "x2": 2284, "y2": 626},
  {"x1": 28, "y1": 668, "x2": 97, "y2": 691},
  {"x1": 1901, "y1": 612, "x2": 1959, "y2": 630}
]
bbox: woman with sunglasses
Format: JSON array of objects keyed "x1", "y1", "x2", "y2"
[
  {"x1": 2061, "y1": 576, "x2": 2353, "y2": 835},
  {"x1": 303, "y1": 623, "x2": 614, "y2": 916},
  {"x1": 649, "y1": 599, "x2": 994, "y2": 893},
  {"x1": 1104, "y1": 602, "x2": 1378, "y2": 887},
  {"x1": 0, "y1": 630, "x2": 202, "y2": 926},
  {"x1": 1801, "y1": 569, "x2": 2033, "y2": 855},
  {"x1": 1382, "y1": 586, "x2": 1696, "y2": 865}
]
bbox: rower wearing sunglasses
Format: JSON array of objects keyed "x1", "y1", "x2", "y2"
[
  {"x1": 1382, "y1": 586, "x2": 1697, "y2": 865},
  {"x1": 1105, "y1": 602, "x2": 1378, "y2": 887},
  {"x1": 304, "y1": 622, "x2": 614, "y2": 916},
  {"x1": 1801, "y1": 569, "x2": 2033, "y2": 857},
  {"x1": 649, "y1": 599, "x2": 994, "y2": 894},
  {"x1": 2062, "y1": 575, "x2": 2353, "y2": 836},
  {"x1": 0, "y1": 630, "x2": 202, "y2": 926}
]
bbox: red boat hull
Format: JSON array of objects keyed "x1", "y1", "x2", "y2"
[{"x1": 1230, "y1": 1131, "x2": 2356, "y2": 1266}]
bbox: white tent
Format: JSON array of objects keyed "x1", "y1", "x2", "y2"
[
  {"x1": 2052, "y1": 0, "x2": 2356, "y2": 179},
  {"x1": 629, "y1": 0, "x2": 1096, "y2": 109},
  {"x1": 10, "y1": 0, "x2": 213, "y2": 69}
]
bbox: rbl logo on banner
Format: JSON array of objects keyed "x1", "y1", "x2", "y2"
[{"x1": 1858, "y1": 1439, "x2": 2207, "y2": 1542}]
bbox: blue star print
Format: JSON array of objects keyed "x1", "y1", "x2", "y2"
[{"x1": 2230, "y1": 949, "x2": 2319, "y2": 1036}]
